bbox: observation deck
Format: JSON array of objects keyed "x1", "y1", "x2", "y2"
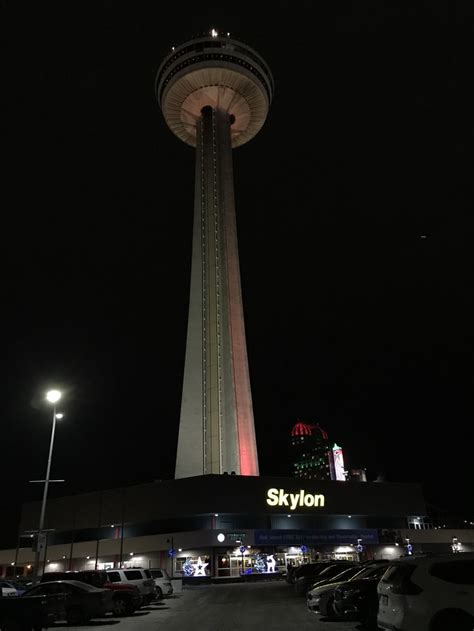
[{"x1": 156, "y1": 33, "x2": 274, "y2": 148}]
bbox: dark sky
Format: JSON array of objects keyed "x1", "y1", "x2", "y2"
[{"x1": 2, "y1": 3, "x2": 474, "y2": 544}]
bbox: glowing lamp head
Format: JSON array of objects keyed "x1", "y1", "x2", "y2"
[
  {"x1": 217, "y1": 533, "x2": 225, "y2": 543},
  {"x1": 55, "y1": 413, "x2": 64, "y2": 420},
  {"x1": 46, "y1": 390, "x2": 61, "y2": 403}
]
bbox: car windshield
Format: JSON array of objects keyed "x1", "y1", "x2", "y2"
[
  {"x1": 318, "y1": 564, "x2": 353, "y2": 579},
  {"x1": 296, "y1": 564, "x2": 326, "y2": 576},
  {"x1": 330, "y1": 566, "x2": 363, "y2": 582},
  {"x1": 352, "y1": 564, "x2": 388, "y2": 580}
]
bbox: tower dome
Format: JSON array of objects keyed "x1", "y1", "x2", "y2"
[
  {"x1": 156, "y1": 31, "x2": 274, "y2": 148},
  {"x1": 291, "y1": 421, "x2": 329, "y2": 440}
]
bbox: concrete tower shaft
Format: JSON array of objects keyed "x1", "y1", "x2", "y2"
[{"x1": 156, "y1": 33, "x2": 272, "y2": 478}]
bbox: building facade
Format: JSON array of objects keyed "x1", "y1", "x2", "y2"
[{"x1": 1, "y1": 474, "x2": 453, "y2": 580}]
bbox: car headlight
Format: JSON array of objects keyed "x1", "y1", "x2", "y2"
[{"x1": 342, "y1": 588, "x2": 361, "y2": 599}]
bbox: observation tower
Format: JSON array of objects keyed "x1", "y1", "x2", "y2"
[{"x1": 156, "y1": 30, "x2": 273, "y2": 478}]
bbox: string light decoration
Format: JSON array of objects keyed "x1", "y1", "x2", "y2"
[{"x1": 182, "y1": 559, "x2": 195, "y2": 576}]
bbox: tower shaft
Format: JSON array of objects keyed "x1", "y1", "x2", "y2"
[{"x1": 175, "y1": 106, "x2": 259, "y2": 478}]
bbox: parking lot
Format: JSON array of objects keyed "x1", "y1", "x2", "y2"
[{"x1": 60, "y1": 581, "x2": 369, "y2": 631}]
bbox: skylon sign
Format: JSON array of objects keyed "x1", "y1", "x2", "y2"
[{"x1": 266, "y1": 488, "x2": 325, "y2": 510}]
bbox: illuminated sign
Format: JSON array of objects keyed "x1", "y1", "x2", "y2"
[
  {"x1": 266, "y1": 488, "x2": 325, "y2": 510},
  {"x1": 227, "y1": 532, "x2": 246, "y2": 542}
]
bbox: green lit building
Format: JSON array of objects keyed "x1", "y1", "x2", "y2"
[{"x1": 291, "y1": 421, "x2": 334, "y2": 480}]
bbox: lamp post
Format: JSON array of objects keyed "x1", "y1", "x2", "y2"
[
  {"x1": 166, "y1": 537, "x2": 175, "y2": 578},
  {"x1": 32, "y1": 390, "x2": 62, "y2": 578}
]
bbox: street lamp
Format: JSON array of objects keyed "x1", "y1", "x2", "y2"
[
  {"x1": 32, "y1": 390, "x2": 63, "y2": 578},
  {"x1": 46, "y1": 390, "x2": 61, "y2": 404}
]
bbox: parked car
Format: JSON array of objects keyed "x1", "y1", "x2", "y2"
[
  {"x1": 23, "y1": 579, "x2": 114, "y2": 625},
  {"x1": 307, "y1": 564, "x2": 369, "y2": 617},
  {"x1": 42, "y1": 569, "x2": 142, "y2": 615},
  {"x1": 42, "y1": 570, "x2": 108, "y2": 588},
  {"x1": 287, "y1": 562, "x2": 331, "y2": 585},
  {"x1": 0, "y1": 582, "x2": 18, "y2": 598},
  {"x1": 377, "y1": 552, "x2": 474, "y2": 631},
  {"x1": 294, "y1": 562, "x2": 355, "y2": 596},
  {"x1": 149, "y1": 568, "x2": 173, "y2": 599},
  {"x1": 1, "y1": 580, "x2": 27, "y2": 596},
  {"x1": 0, "y1": 587, "x2": 58, "y2": 630},
  {"x1": 106, "y1": 581, "x2": 142, "y2": 616},
  {"x1": 333, "y1": 562, "x2": 389, "y2": 626},
  {"x1": 106, "y1": 568, "x2": 156, "y2": 605}
]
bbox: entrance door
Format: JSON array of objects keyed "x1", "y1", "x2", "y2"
[
  {"x1": 229, "y1": 555, "x2": 252, "y2": 577},
  {"x1": 229, "y1": 557, "x2": 241, "y2": 577}
]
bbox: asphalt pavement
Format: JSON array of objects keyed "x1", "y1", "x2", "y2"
[{"x1": 59, "y1": 581, "x2": 371, "y2": 631}]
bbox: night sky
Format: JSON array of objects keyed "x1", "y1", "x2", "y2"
[{"x1": 2, "y1": 3, "x2": 474, "y2": 544}]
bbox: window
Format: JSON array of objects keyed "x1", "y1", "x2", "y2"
[
  {"x1": 106, "y1": 571, "x2": 121, "y2": 582},
  {"x1": 150, "y1": 570, "x2": 163, "y2": 578},
  {"x1": 41, "y1": 584, "x2": 63, "y2": 595},
  {"x1": 430, "y1": 561, "x2": 474, "y2": 585},
  {"x1": 358, "y1": 564, "x2": 390, "y2": 579},
  {"x1": 381, "y1": 564, "x2": 416, "y2": 585},
  {"x1": 26, "y1": 585, "x2": 44, "y2": 596},
  {"x1": 175, "y1": 557, "x2": 186, "y2": 573},
  {"x1": 59, "y1": 583, "x2": 77, "y2": 593},
  {"x1": 124, "y1": 570, "x2": 143, "y2": 580}
]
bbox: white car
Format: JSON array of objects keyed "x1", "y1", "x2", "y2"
[
  {"x1": 377, "y1": 552, "x2": 474, "y2": 631},
  {"x1": 149, "y1": 568, "x2": 173, "y2": 599},
  {"x1": 0, "y1": 581, "x2": 18, "y2": 597}
]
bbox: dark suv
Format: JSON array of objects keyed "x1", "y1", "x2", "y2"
[
  {"x1": 41, "y1": 570, "x2": 141, "y2": 616},
  {"x1": 288, "y1": 562, "x2": 330, "y2": 585},
  {"x1": 294, "y1": 562, "x2": 356, "y2": 596},
  {"x1": 333, "y1": 562, "x2": 389, "y2": 625},
  {"x1": 41, "y1": 571, "x2": 107, "y2": 588}
]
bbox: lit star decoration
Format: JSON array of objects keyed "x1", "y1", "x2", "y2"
[{"x1": 191, "y1": 556, "x2": 209, "y2": 576}]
